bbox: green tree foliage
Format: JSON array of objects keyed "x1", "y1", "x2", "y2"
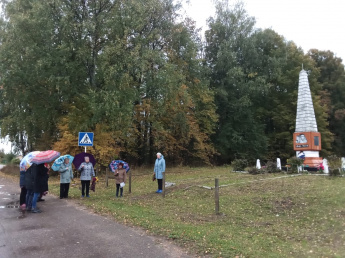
[
  {"x1": 308, "y1": 50, "x2": 345, "y2": 156},
  {"x1": 205, "y1": 1, "x2": 268, "y2": 163},
  {"x1": 205, "y1": 1, "x2": 333, "y2": 163},
  {"x1": 252, "y1": 30, "x2": 333, "y2": 159},
  {"x1": 0, "y1": 0, "x2": 217, "y2": 165},
  {"x1": 0, "y1": 0, "x2": 341, "y2": 166},
  {"x1": 0, "y1": 0, "x2": 61, "y2": 153}
]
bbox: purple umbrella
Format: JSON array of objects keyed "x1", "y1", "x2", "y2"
[{"x1": 72, "y1": 153, "x2": 96, "y2": 169}]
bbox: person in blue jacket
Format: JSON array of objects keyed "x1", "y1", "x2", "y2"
[
  {"x1": 58, "y1": 158, "x2": 73, "y2": 199},
  {"x1": 153, "y1": 152, "x2": 166, "y2": 193}
]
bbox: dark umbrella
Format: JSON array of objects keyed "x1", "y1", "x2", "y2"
[{"x1": 72, "y1": 153, "x2": 96, "y2": 169}]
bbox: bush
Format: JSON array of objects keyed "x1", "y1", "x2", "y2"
[
  {"x1": 327, "y1": 155, "x2": 341, "y2": 172},
  {"x1": 10, "y1": 158, "x2": 20, "y2": 165},
  {"x1": 329, "y1": 168, "x2": 341, "y2": 176},
  {"x1": 287, "y1": 157, "x2": 304, "y2": 173},
  {"x1": 4, "y1": 153, "x2": 16, "y2": 164},
  {"x1": 49, "y1": 171, "x2": 60, "y2": 177},
  {"x1": 262, "y1": 161, "x2": 280, "y2": 173},
  {"x1": 231, "y1": 159, "x2": 248, "y2": 171},
  {"x1": 247, "y1": 166, "x2": 261, "y2": 175}
]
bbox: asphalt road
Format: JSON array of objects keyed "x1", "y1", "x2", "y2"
[{"x1": 0, "y1": 175, "x2": 191, "y2": 258}]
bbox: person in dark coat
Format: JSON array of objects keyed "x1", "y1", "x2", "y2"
[
  {"x1": 38, "y1": 163, "x2": 50, "y2": 202},
  {"x1": 31, "y1": 164, "x2": 49, "y2": 213},
  {"x1": 19, "y1": 170, "x2": 27, "y2": 210},
  {"x1": 25, "y1": 166, "x2": 35, "y2": 211}
]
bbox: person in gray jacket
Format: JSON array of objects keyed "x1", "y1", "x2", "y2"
[
  {"x1": 78, "y1": 156, "x2": 95, "y2": 197},
  {"x1": 58, "y1": 158, "x2": 73, "y2": 199}
]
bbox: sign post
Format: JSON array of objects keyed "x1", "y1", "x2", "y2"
[{"x1": 78, "y1": 132, "x2": 94, "y2": 153}]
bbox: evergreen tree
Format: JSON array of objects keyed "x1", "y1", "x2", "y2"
[{"x1": 205, "y1": 1, "x2": 268, "y2": 163}]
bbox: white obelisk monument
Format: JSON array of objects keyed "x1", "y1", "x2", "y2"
[{"x1": 293, "y1": 69, "x2": 322, "y2": 168}]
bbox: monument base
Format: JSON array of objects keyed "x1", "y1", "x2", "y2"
[{"x1": 303, "y1": 157, "x2": 323, "y2": 168}]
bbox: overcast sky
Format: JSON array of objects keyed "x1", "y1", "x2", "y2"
[{"x1": 183, "y1": 0, "x2": 345, "y2": 62}]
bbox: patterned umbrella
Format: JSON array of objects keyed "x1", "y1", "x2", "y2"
[
  {"x1": 109, "y1": 160, "x2": 130, "y2": 173},
  {"x1": 31, "y1": 150, "x2": 60, "y2": 165},
  {"x1": 72, "y1": 153, "x2": 96, "y2": 169},
  {"x1": 51, "y1": 154, "x2": 74, "y2": 171},
  {"x1": 19, "y1": 151, "x2": 41, "y2": 171}
]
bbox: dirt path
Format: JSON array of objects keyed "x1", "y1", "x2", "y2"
[{"x1": 0, "y1": 175, "x2": 191, "y2": 258}]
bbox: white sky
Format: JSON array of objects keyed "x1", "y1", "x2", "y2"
[
  {"x1": 0, "y1": 136, "x2": 12, "y2": 154},
  {"x1": 183, "y1": 0, "x2": 345, "y2": 62}
]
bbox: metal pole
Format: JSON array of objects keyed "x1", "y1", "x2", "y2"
[
  {"x1": 105, "y1": 167, "x2": 109, "y2": 188},
  {"x1": 128, "y1": 170, "x2": 132, "y2": 193},
  {"x1": 162, "y1": 172, "x2": 166, "y2": 198},
  {"x1": 84, "y1": 146, "x2": 87, "y2": 153},
  {"x1": 93, "y1": 164, "x2": 97, "y2": 177},
  {"x1": 215, "y1": 178, "x2": 220, "y2": 215}
]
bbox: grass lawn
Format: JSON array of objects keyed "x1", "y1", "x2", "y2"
[{"x1": 3, "y1": 166, "x2": 345, "y2": 257}]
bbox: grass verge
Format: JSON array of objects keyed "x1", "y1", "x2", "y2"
[{"x1": 2, "y1": 166, "x2": 345, "y2": 257}]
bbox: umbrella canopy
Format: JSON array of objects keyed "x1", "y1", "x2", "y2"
[
  {"x1": 31, "y1": 150, "x2": 60, "y2": 165},
  {"x1": 72, "y1": 153, "x2": 96, "y2": 169},
  {"x1": 51, "y1": 154, "x2": 74, "y2": 171},
  {"x1": 20, "y1": 151, "x2": 41, "y2": 171},
  {"x1": 109, "y1": 160, "x2": 130, "y2": 173}
]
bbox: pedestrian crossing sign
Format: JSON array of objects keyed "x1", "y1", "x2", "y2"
[{"x1": 78, "y1": 132, "x2": 94, "y2": 146}]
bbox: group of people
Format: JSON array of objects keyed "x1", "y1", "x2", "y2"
[
  {"x1": 19, "y1": 156, "x2": 95, "y2": 213},
  {"x1": 20, "y1": 163, "x2": 50, "y2": 213},
  {"x1": 19, "y1": 152, "x2": 166, "y2": 212},
  {"x1": 57, "y1": 156, "x2": 96, "y2": 199},
  {"x1": 111, "y1": 152, "x2": 166, "y2": 196}
]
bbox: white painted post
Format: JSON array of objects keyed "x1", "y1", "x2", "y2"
[
  {"x1": 323, "y1": 159, "x2": 329, "y2": 174},
  {"x1": 256, "y1": 159, "x2": 261, "y2": 169},
  {"x1": 277, "y1": 158, "x2": 281, "y2": 170},
  {"x1": 84, "y1": 146, "x2": 87, "y2": 153}
]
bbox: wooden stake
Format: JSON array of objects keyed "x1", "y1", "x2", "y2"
[
  {"x1": 215, "y1": 178, "x2": 220, "y2": 215},
  {"x1": 128, "y1": 170, "x2": 132, "y2": 193},
  {"x1": 162, "y1": 172, "x2": 166, "y2": 198},
  {"x1": 105, "y1": 167, "x2": 109, "y2": 187}
]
